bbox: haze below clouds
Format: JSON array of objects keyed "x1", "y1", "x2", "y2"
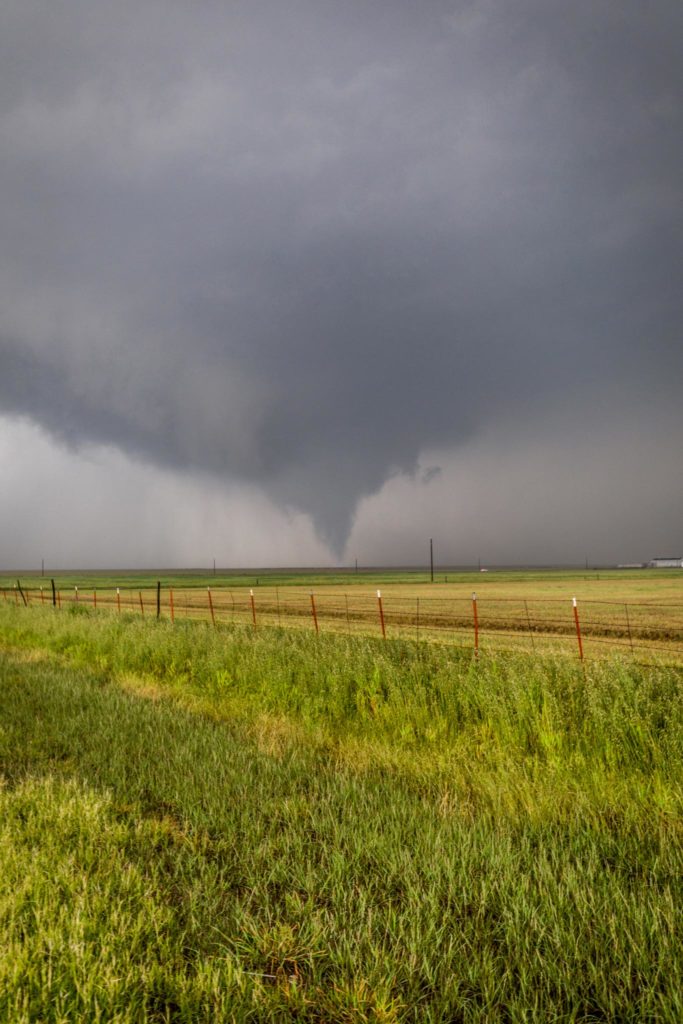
[{"x1": 1, "y1": 1, "x2": 681, "y2": 568}]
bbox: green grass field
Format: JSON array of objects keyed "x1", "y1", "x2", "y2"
[
  {"x1": 0, "y1": 600, "x2": 682, "y2": 1021},
  {"x1": 4, "y1": 565, "x2": 683, "y2": 594}
]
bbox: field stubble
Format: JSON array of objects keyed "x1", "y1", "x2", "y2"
[{"x1": 7, "y1": 568, "x2": 682, "y2": 664}]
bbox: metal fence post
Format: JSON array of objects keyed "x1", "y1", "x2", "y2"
[
  {"x1": 572, "y1": 597, "x2": 584, "y2": 661},
  {"x1": 377, "y1": 589, "x2": 386, "y2": 639},
  {"x1": 624, "y1": 603, "x2": 634, "y2": 655},
  {"x1": 524, "y1": 599, "x2": 535, "y2": 651},
  {"x1": 472, "y1": 592, "x2": 479, "y2": 657}
]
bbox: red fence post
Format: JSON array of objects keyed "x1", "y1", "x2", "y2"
[
  {"x1": 572, "y1": 597, "x2": 584, "y2": 661},
  {"x1": 624, "y1": 603, "x2": 634, "y2": 655},
  {"x1": 524, "y1": 599, "x2": 535, "y2": 651},
  {"x1": 310, "y1": 592, "x2": 319, "y2": 634},
  {"x1": 250, "y1": 588, "x2": 257, "y2": 627},
  {"x1": 472, "y1": 592, "x2": 479, "y2": 657},
  {"x1": 207, "y1": 587, "x2": 216, "y2": 627},
  {"x1": 377, "y1": 589, "x2": 386, "y2": 639}
]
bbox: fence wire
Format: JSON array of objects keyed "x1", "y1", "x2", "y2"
[{"x1": 3, "y1": 583, "x2": 683, "y2": 666}]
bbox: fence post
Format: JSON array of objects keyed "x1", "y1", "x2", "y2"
[
  {"x1": 156, "y1": 581, "x2": 161, "y2": 620},
  {"x1": 472, "y1": 592, "x2": 479, "y2": 657},
  {"x1": 51, "y1": 578, "x2": 56, "y2": 608},
  {"x1": 310, "y1": 591, "x2": 319, "y2": 634},
  {"x1": 207, "y1": 587, "x2": 216, "y2": 627},
  {"x1": 74, "y1": 586, "x2": 79, "y2": 603},
  {"x1": 16, "y1": 580, "x2": 27, "y2": 607},
  {"x1": 93, "y1": 589, "x2": 97, "y2": 609},
  {"x1": 624, "y1": 603, "x2": 634, "y2": 655},
  {"x1": 377, "y1": 589, "x2": 386, "y2": 639},
  {"x1": 572, "y1": 597, "x2": 584, "y2": 661},
  {"x1": 169, "y1": 588, "x2": 175, "y2": 624},
  {"x1": 524, "y1": 599, "x2": 535, "y2": 652},
  {"x1": 139, "y1": 592, "x2": 144, "y2": 616},
  {"x1": 250, "y1": 588, "x2": 256, "y2": 627}
]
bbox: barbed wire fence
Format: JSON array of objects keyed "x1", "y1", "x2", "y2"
[{"x1": 3, "y1": 579, "x2": 683, "y2": 665}]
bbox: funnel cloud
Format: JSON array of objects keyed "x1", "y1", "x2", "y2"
[{"x1": 1, "y1": 2, "x2": 681, "y2": 564}]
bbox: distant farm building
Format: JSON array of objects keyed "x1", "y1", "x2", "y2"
[{"x1": 648, "y1": 556, "x2": 683, "y2": 568}]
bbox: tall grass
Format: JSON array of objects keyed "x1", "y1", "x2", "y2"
[
  {"x1": 0, "y1": 603, "x2": 681, "y2": 1021},
  {"x1": 2, "y1": 605, "x2": 681, "y2": 809}
]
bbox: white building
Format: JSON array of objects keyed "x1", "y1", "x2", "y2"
[{"x1": 649, "y1": 556, "x2": 683, "y2": 568}]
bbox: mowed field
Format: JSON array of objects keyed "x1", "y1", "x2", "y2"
[
  {"x1": 0, "y1": 568, "x2": 682, "y2": 1022},
  {"x1": 4, "y1": 567, "x2": 683, "y2": 663}
]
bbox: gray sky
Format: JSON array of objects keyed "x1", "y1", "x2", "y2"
[{"x1": 1, "y1": 1, "x2": 681, "y2": 568}]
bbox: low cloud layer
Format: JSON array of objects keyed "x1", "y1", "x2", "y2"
[{"x1": 1, "y1": 2, "x2": 682, "y2": 562}]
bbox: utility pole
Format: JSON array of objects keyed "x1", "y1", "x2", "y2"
[{"x1": 430, "y1": 538, "x2": 434, "y2": 583}]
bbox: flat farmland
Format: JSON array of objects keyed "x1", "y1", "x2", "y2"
[{"x1": 5, "y1": 568, "x2": 682, "y2": 663}]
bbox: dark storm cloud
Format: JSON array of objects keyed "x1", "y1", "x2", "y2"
[{"x1": 1, "y1": 1, "x2": 682, "y2": 554}]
